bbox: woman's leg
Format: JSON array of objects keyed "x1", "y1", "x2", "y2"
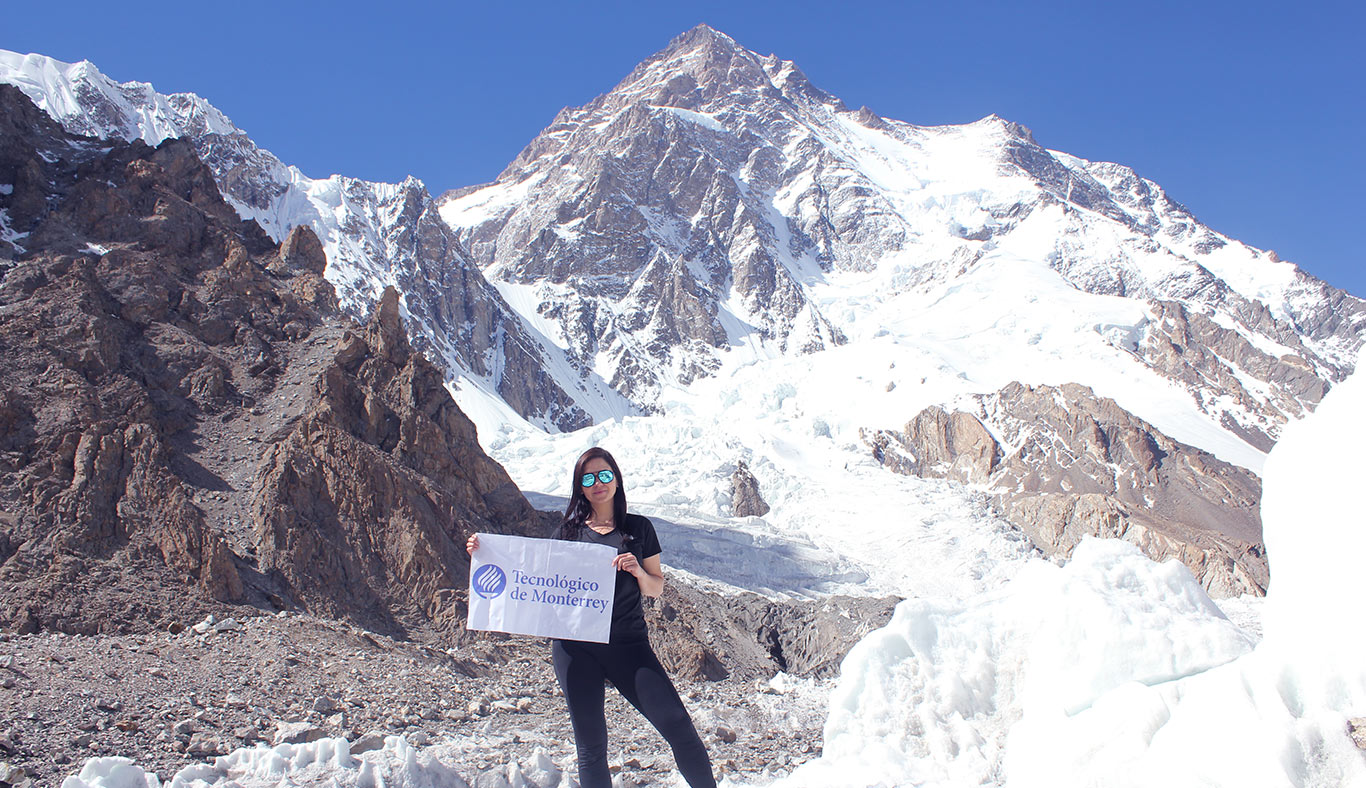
[
  {"x1": 604, "y1": 641, "x2": 717, "y2": 788},
  {"x1": 551, "y1": 640, "x2": 612, "y2": 788}
]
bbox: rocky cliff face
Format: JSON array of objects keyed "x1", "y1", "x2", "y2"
[
  {"x1": 0, "y1": 50, "x2": 604, "y2": 432},
  {"x1": 0, "y1": 85, "x2": 542, "y2": 637},
  {"x1": 252, "y1": 287, "x2": 543, "y2": 636},
  {"x1": 865, "y1": 381, "x2": 1266, "y2": 596},
  {"x1": 0, "y1": 84, "x2": 332, "y2": 632}
]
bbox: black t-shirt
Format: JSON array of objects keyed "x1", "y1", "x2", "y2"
[{"x1": 556, "y1": 513, "x2": 661, "y2": 644}]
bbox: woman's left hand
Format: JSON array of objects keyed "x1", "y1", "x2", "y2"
[{"x1": 613, "y1": 552, "x2": 640, "y2": 577}]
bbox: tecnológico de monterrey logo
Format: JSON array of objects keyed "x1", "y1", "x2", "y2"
[{"x1": 472, "y1": 564, "x2": 507, "y2": 599}]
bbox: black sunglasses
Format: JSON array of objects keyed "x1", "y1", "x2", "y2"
[{"x1": 580, "y1": 470, "x2": 617, "y2": 487}]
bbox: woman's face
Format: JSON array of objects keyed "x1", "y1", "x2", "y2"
[{"x1": 581, "y1": 457, "x2": 618, "y2": 508}]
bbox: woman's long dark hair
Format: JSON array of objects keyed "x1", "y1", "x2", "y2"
[{"x1": 557, "y1": 447, "x2": 628, "y2": 540}]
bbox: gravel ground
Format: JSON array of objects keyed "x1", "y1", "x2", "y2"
[{"x1": 0, "y1": 611, "x2": 831, "y2": 786}]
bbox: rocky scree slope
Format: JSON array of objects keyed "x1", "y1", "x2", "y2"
[
  {"x1": 0, "y1": 49, "x2": 603, "y2": 432},
  {"x1": 0, "y1": 602, "x2": 897, "y2": 787}
]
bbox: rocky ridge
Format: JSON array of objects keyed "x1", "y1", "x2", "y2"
[
  {"x1": 0, "y1": 83, "x2": 547, "y2": 639},
  {"x1": 0, "y1": 82, "x2": 335, "y2": 632},
  {"x1": 0, "y1": 49, "x2": 604, "y2": 432},
  {"x1": 865, "y1": 381, "x2": 1266, "y2": 596}
]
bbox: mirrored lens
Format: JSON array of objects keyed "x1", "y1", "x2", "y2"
[{"x1": 581, "y1": 470, "x2": 616, "y2": 487}]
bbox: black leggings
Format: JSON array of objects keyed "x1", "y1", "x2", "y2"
[{"x1": 551, "y1": 638, "x2": 716, "y2": 788}]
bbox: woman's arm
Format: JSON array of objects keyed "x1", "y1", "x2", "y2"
[{"x1": 614, "y1": 552, "x2": 665, "y2": 598}]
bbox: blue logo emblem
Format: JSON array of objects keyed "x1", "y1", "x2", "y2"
[{"x1": 472, "y1": 564, "x2": 507, "y2": 599}]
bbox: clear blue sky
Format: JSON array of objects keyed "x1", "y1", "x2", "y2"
[{"x1": 6, "y1": 0, "x2": 1363, "y2": 296}]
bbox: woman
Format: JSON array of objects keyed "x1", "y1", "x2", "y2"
[{"x1": 467, "y1": 447, "x2": 716, "y2": 788}]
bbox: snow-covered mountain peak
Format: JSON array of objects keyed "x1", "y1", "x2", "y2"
[
  {"x1": 0, "y1": 50, "x2": 240, "y2": 148},
  {"x1": 439, "y1": 26, "x2": 1363, "y2": 465}
]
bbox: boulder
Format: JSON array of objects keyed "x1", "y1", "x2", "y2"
[{"x1": 729, "y1": 460, "x2": 770, "y2": 517}]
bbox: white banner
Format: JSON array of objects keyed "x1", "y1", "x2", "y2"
[{"x1": 466, "y1": 533, "x2": 617, "y2": 643}]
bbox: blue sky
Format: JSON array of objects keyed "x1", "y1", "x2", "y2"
[{"x1": 6, "y1": 0, "x2": 1363, "y2": 296}]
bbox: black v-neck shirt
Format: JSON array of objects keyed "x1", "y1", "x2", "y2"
[{"x1": 557, "y1": 513, "x2": 661, "y2": 644}]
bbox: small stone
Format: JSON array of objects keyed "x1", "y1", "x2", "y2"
[
  {"x1": 173, "y1": 720, "x2": 197, "y2": 737},
  {"x1": 234, "y1": 726, "x2": 260, "y2": 742},
  {"x1": 467, "y1": 700, "x2": 489, "y2": 717},
  {"x1": 1349, "y1": 717, "x2": 1366, "y2": 750},
  {"x1": 96, "y1": 698, "x2": 122, "y2": 712},
  {"x1": 273, "y1": 721, "x2": 326, "y2": 746},
  {"x1": 312, "y1": 695, "x2": 340, "y2": 714},
  {"x1": 515, "y1": 698, "x2": 533, "y2": 713},
  {"x1": 114, "y1": 719, "x2": 139, "y2": 732},
  {"x1": 407, "y1": 730, "x2": 430, "y2": 746},
  {"x1": 0, "y1": 655, "x2": 14, "y2": 669},
  {"x1": 224, "y1": 693, "x2": 247, "y2": 708},
  {"x1": 73, "y1": 733, "x2": 94, "y2": 748},
  {"x1": 0, "y1": 677, "x2": 14, "y2": 689},
  {"x1": 191, "y1": 615, "x2": 217, "y2": 635},
  {"x1": 212, "y1": 618, "x2": 241, "y2": 633},
  {"x1": 715, "y1": 726, "x2": 737, "y2": 744},
  {"x1": 187, "y1": 733, "x2": 224, "y2": 756},
  {"x1": 351, "y1": 731, "x2": 385, "y2": 754},
  {"x1": 167, "y1": 622, "x2": 185, "y2": 635},
  {"x1": 148, "y1": 667, "x2": 167, "y2": 679}
]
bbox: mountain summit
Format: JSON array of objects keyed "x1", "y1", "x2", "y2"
[{"x1": 440, "y1": 27, "x2": 1361, "y2": 434}]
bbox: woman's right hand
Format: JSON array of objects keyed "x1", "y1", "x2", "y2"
[{"x1": 466, "y1": 534, "x2": 480, "y2": 555}]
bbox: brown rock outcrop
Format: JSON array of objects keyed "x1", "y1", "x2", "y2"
[
  {"x1": 252, "y1": 287, "x2": 542, "y2": 636},
  {"x1": 729, "y1": 460, "x2": 770, "y2": 517},
  {"x1": 866, "y1": 381, "x2": 1266, "y2": 597}
]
